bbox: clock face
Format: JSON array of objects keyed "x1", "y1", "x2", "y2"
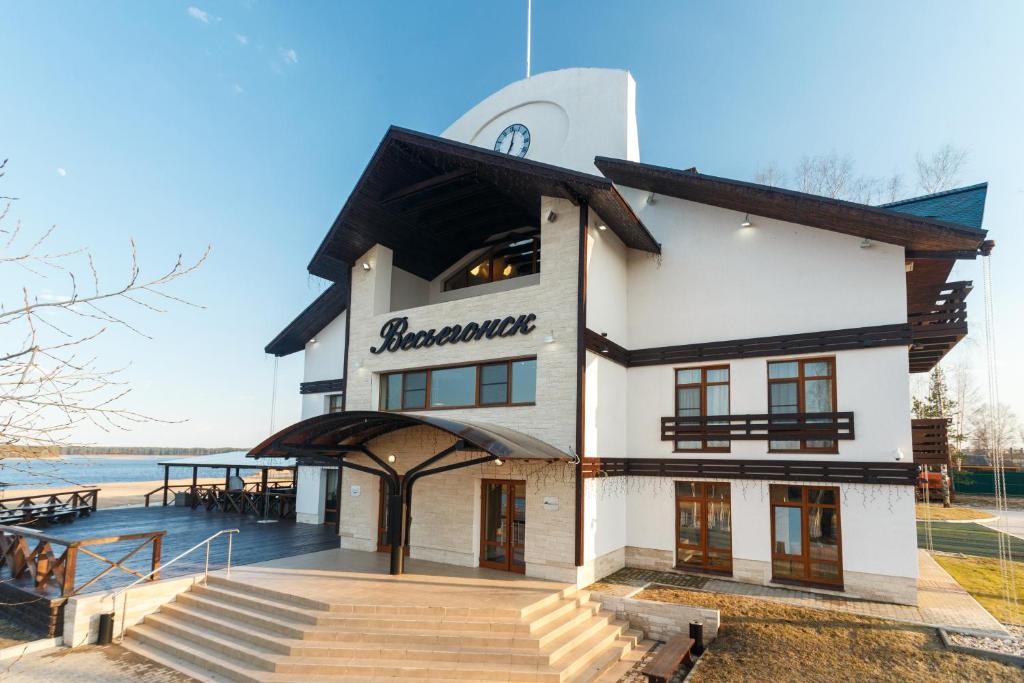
[{"x1": 494, "y1": 123, "x2": 531, "y2": 158}]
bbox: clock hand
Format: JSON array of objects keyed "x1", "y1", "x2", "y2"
[{"x1": 507, "y1": 131, "x2": 515, "y2": 154}]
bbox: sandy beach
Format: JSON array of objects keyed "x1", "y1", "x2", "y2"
[{"x1": 2, "y1": 476, "x2": 264, "y2": 509}]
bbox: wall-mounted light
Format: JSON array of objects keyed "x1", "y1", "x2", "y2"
[
  {"x1": 494, "y1": 458, "x2": 504, "y2": 467},
  {"x1": 309, "y1": 338, "x2": 317, "y2": 344},
  {"x1": 860, "y1": 238, "x2": 873, "y2": 249},
  {"x1": 544, "y1": 331, "x2": 555, "y2": 344},
  {"x1": 361, "y1": 262, "x2": 371, "y2": 271},
  {"x1": 387, "y1": 454, "x2": 397, "y2": 464},
  {"x1": 645, "y1": 192, "x2": 657, "y2": 206},
  {"x1": 600, "y1": 331, "x2": 609, "y2": 353},
  {"x1": 740, "y1": 214, "x2": 754, "y2": 228},
  {"x1": 597, "y1": 224, "x2": 608, "y2": 231},
  {"x1": 545, "y1": 210, "x2": 558, "y2": 223},
  {"x1": 894, "y1": 448, "x2": 904, "y2": 462},
  {"x1": 503, "y1": 264, "x2": 513, "y2": 277}
]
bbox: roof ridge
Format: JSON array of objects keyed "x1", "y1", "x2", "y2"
[{"x1": 878, "y1": 182, "x2": 988, "y2": 208}]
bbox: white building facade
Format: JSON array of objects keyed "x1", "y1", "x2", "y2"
[{"x1": 259, "y1": 68, "x2": 989, "y2": 605}]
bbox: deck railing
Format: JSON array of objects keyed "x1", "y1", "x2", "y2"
[
  {"x1": 912, "y1": 418, "x2": 951, "y2": 466},
  {"x1": 0, "y1": 488, "x2": 99, "y2": 526},
  {"x1": 660, "y1": 412, "x2": 855, "y2": 443},
  {"x1": 0, "y1": 524, "x2": 165, "y2": 597},
  {"x1": 144, "y1": 482, "x2": 295, "y2": 518}
]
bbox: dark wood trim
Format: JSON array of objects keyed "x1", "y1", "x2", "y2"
[
  {"x1": 299, "y1": 378, "x2": 345, "y2": 395},
  {"x1": 661, "y1": 412, "x2": 854, "y2": 443},
  {"x1": 584, "y1": 323, "x2": 913, "y2": 369},
  {"x1": 912, "y1": 418, "x2": 951, "y2": 465},
  {"x1": 575, "y1": 201, "x2": 589, "y2": 568},
  {"x1": 580, "y1": 458, "x2": 918, "y2": 486},
  {"x1": 341, "y1": 266, "x2": 352, "y2": 410},
  {"x1": 905, "y1": 249, "x2": 979, "y2": 260}
]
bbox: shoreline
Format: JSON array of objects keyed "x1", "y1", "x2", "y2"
[{"x1": 0, "y1": 476, "x2": 269, "y2": 509}]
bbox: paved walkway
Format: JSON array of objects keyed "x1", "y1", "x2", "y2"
[
  {"x1": 977, "y1": 507, "x2": 1024, "y2": 541},
  {"x1": 0, "y1": 644, "x2": 192, "y2": 682},
  {"x1": 594, "y1": 550, "x2": 1008, "y2": 637}
]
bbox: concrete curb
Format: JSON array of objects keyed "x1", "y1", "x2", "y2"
[
  {"x1": 938, "y1": 628, "x2": 1024, "y2": 667},
  {"x1": 0, "y1": 636, "x2": 63, "y2": 662},
  {"x1": 916, "y1": 516, "x2": 999, "y2": 524}
]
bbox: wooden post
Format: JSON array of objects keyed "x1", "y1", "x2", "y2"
[
  {"x1": 162, "y1": 466, "x2": 170, "y2": 507},
  {"x1": 260, "y1": 468, "x2": 269, "y2": 518},
  {"x1": 62, "y1": 546, "x2": 77, "y2": 596},
  {"x1": 191, "y1": 466, "x2": 198, "y2": 506},
  {"x1": 150, "y1": 534, "x2": 162, "y2": 582}
]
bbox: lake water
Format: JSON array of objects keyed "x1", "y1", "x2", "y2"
[{"x1": 0, "y1": 453, "x2": 257, "y2": 490}]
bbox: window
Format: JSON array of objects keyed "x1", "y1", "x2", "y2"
[
  {"x1": 674, "y1": 366, "x2": 730, "y2": 452},
  {"x1": 380, "y1": 358, "x2": 536, "y2": 411},
  {"x1": 443, "y1": 233, "x2": 540, "y2": 292},
  {"x1": 770, "y1": 485, "x2": 842, "y2": 588},
  {"x1": 676, "y1": 481, "x2": 732, "y2": 574},
  {"x1": 767, "y1": 358, "x2": 836, "y2": 453},
  {"x1": 326, "y1": 394, "x2": 344, "y2": 414}
]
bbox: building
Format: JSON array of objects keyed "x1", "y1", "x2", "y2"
[{"x1": 256, "y1": 68, "x2": 991, "y2": 605}]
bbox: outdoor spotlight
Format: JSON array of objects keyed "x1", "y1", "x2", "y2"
[
  {"x1": 894, "y1": 448, "x2": 905, "y2": 462},
  {"x1": 361, "y1": 261, "x2": 371, "y2": 271},
  {"x1": 387, "y1": 454, "x2": 397, "y2": 464},
  {"x1": 545, "y1": 209, "x2": 558, "y2": 223},
  {"x1": 597, "y1": 224, "x2": 607, "y2": 231},
  {"x1": 495, "y1": 458, "x2": 504, "y2": 467},
  {"x1": 740, "y1": 213, "x2": 754, "y2": 228},
  {"x1": 645, "y1": 192, "x2": 656, "y2": 206},
  {"x1": 309, "y1": 338, "x2": 317, "y2": 344},
  {"x1": 860, "y1": 238, "x2": 873, "y2": 249},
  {"x1": 544, "y1": 330, "x2": 555, "y2": 343}
]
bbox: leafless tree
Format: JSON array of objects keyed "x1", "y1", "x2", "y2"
[
  {"x1": 949, "y1": 357, "x2": 980, "y2": 468},
  {"x1": 759, "y1": 152, "x2": 904, "y2": 205},
  {"x1": 0, "y1": 159, "x2": 209, "y2": 458},
  {"x1": 969, "y1": 402, "x2": 1021, "y2": 455},
  {"x1": 916, "y1": 144, "x2": 969, "y2": 194},
  {"x1": 754, "y1": 162, "x2": 787, "y2": 188}
]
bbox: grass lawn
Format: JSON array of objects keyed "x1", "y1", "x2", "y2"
[
  {"x1": 635, "y1": 586, "x2": 1022, "y2": 682},
  {"x1": 917, "y1": 521, "x2": 1024, "y2": 558},
  {"x1": 916, "y1": 504, "x2": 995, "y2": 521},
  {"x1": 933, "y1": 554, "x2": 1024, "y2": 625}
]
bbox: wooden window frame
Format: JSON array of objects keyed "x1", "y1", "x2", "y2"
[
  {"x1": 673, "y1": 365, "x2": 731, "y2": 453},
  {"x1": 443, "y1": 234, "x2": 541, "y2": 293},
  {"x1": 479, "y1": 478, "x2": 526, "y2": 573},
  {"x1": 675, "y1": 481, "x2": 733, "y2": 575},
  {"x1": 769, "y1": 484, "x2": 843, "y2": 589},
  {"x1": 379, "y1": 356, "x2": 537, "y2": 412},
  {"x1": 325, "y1": 394, "x2": 345, "y2": 414},
  {"x1": 767, "y1": 356, "x2": 838, "y2": 454}
]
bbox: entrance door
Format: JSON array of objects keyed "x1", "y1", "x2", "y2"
[
  {"x1": 676, "y1": 481, "x2": 732, "y2": 574},
  {"x1": 377, "y1": 477, "x2": 409, "y2": 554},
  {"x1": 479, "y1": 480, "x2": 526, "y2": 573},
  {"x1": 769, "y1": 485, "x2": 843, "y2": 588}
]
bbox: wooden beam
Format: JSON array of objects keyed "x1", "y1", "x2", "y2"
[{"x1": 380, "y1": 169, "x2": 474, "y2": 205}]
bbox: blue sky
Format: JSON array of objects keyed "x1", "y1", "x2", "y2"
[{"x1": 2, "y1": 1, "x2": 1021, "y2": 447}]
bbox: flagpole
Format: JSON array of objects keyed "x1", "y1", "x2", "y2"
[{"x1": 526, "y1": 0, "x2": 532, "y2": 78}]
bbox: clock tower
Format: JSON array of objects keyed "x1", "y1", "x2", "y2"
[{"x1": 441, "y1": 68, "x2": 640, "y2": 175}]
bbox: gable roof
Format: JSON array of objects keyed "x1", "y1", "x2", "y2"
[
  {"x1": 265, "y1": 281, "x2": 348, "y2": 357},
  {"x1": 308, "y1": 126, "x2": 659, "y2": 282},
  {"x1": 879, "y1": 183, "x2": 987, "y2": 229},
  {"x1": 594, "y1": 157, "x2": 988, "y2": 252}
]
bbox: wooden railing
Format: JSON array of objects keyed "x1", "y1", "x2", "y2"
[
  {"x1": 0, "y1": 525, "x2": 164, "y2": 597},
  {"x1": 908, "y1": 281, "x2": 971, "y2": 373},
  {"x1": 912, "y1": 418, "x2": 951, "y2": 466},
  {"x1": 145, "y1": 482, "x2": 295, "y2": 519},
  {"x1": 661, "y1": 412, "x2": 855, "y2": 443},
  {"x1": 0, "y1": 489, "x2": 99, "y2": 526}
]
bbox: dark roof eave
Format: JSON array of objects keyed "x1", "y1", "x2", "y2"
[
  {"x1": 265, "y1": 281, "x2": 348, "y2": 357},
  {"x1": 595, "y1": 157, "x2": 988, "y2": 252}
]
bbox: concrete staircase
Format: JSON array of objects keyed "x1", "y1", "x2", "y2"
[{"x1": 121, "y1": 574, "x2": 641, "y2": 682}]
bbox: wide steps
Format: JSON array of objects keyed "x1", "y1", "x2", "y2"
[{"x1": 124, "y1": 577, "x2": 635, "y2": 682}]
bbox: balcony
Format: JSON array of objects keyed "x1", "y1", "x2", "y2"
[
  {"x1": 908, "y1": 281, "x2": 970, "y2": 373},
  {"x1": 660, "y1": 412, "x2": 855, "y2": 443},
  {"x1": 911, "y1": 418, "x2": 950, "y2": 466}
]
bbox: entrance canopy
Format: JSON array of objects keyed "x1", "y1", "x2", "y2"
[{"x1": 248, "y1": 410, "x2": 571, "y2": 462}]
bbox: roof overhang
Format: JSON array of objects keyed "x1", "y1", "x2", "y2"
[
  {"x1": 265, "y1": 281, "x2": 348, "y2": 357},
  {"x1": 249, "y1": 411, "x2": 572, "y2": 462},
  {"x1": 594, "y1": 157, "x2": 988, "y2": 252},
  {"x1": 308, "y1": 127, "x2": 659, "y2": 282}
]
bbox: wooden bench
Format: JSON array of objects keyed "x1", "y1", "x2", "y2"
[{"x1": 643, "y1": 635, "x2": 696, "y2": 683}]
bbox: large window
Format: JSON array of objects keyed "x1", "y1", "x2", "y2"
[
  {"x1": 767, "y1": 358, "x2": 836, "y2": 453},
  {"x1": 676, "y1": 481, "x2": 732, "y2": 574},
  {"x1": 443, "y1": 233, "x2": 540, "y2": 292},
  {"x1": 770, "y1": 485, "x2": 843, "y2": 588},
  {"x1": 381, "y1": 358, "x2": 536, "y2": 411},
  {"x1": 674, "y1": 366, "x2": 730, "y2": 452}
]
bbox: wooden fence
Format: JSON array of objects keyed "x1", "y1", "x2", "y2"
[{"x1": 0, "y1": 489, "x2": 99, "y2": 526}]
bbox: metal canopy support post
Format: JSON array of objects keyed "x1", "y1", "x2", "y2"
[
  {"x1": 162, "y1": 466, "x2": 170, "y2": 507},
  {"x1": 260, "y1": 468, "x2": 270, "y2": 518}
]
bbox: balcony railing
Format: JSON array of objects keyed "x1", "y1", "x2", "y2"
[
  {"x1": 908, "y1": 281, "x2": 971, "y2": 373},
  {"x1": 660, "y1": 412, "x2": 855, "y2": 443},
  {"x1": 912, "y1": 417, "x2": 951, "y2": 466}
]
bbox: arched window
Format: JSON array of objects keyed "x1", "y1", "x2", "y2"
[{"x1": 443, "y1": 231, "x2": 540, "y2": 292}]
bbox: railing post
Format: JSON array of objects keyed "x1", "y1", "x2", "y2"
[
  {"x1": 149, "y1": 535, "x2": 162, "y2": 582},
  {"x1": 227, "y1": 533, "x2": 233, "y2": 577},
  {"x1": 162, "y1": 466, "x2": 170, "y2": 507},
  {"x1": 62, "y1": 546, "x2": 78, "y2": 596}
]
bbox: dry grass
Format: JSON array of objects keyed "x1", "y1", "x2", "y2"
[
  {"x1": 635, "y1": 586, "x2": 1022, "y2": 682},
  {"x1": 916, "y1": 504, "x2": 996, "y2": 521},
  {"x1": 934, "y1": 554, "x2": 1024, "y2": 625}
]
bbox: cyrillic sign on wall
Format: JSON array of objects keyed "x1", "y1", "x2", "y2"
[{"x1": 370, "y1": 314, "x2": 537, "y2": 354}]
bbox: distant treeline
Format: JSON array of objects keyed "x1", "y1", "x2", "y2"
[{"x1": 57, "y1": 446, "x2": 245, "y2": 456}]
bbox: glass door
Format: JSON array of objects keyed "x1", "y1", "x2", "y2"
[
  {"x1": 676, "y1": 481, "x2": 732, "y2": 574},
  {"x1": 480, "y1": 480, "x2": 526, "y2": 573},
  {"x1": 324, "y1": 469, "x2": 339, "y2": 525},
  {"x1": 770, "y1": 485, "x2": 843, "y2": 587},
  {"x1": 377, "y1": 477, "x2": 409, "y2": 555}
]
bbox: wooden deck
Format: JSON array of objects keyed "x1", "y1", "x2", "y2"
[{"x1": 10, "y1": 506, "x2": 339, "y2": 598}]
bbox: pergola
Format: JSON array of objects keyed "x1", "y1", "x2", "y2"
[
  {"x1": 156, "y1": 452, "x2": 297, "y2": 514},
  {"x1": 249, "y1": 411, "x2": 571, "y2": 575}
]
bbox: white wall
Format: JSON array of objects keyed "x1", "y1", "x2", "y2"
[
  {"x1": 442, "y1": 68, "x2": 640, "y2": 174},
  {"x1": 621, "y1": 194, "x2": 907, "y2": 348},
  {"x1": 301, "y1": 310, "x2": 347, "y2": 420}
]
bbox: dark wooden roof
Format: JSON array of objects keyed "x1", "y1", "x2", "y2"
[
  {"x1": 593, "y1": 157, "x2": 988, "y2": 252},
  {"x1": 308, "y1": 127, "x2": 659, "y2": 281},
  {"x1": 249, "y1": 410, "x2": 570, "y2": 461},
  {"x1": 265, "y1": 281, "x2": 348, "y2": 357}
]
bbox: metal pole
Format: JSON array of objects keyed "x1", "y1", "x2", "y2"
[
  {"x1": 388, "y1": 493, "x2": 404, "y2": 575},
  {"x1": 227, "y1": 533, "x2": 233, "y2": 577},
  {"x1": 525, "y1": 0, "x2": 532, "y2": 79},
  {"x1": 204, "y1": 542, "x2": 210, "y2": 582}
]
